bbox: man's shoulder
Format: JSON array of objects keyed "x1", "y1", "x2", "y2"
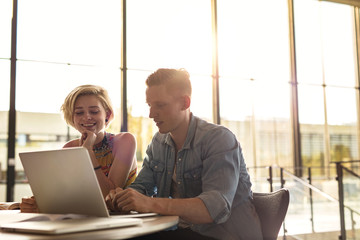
[
  {"x1": 195, "y1": 116, "x2": 233, "y2": 136},
  {"x1": 192, "y1": 117, "x2": 237, "y2": 148}
]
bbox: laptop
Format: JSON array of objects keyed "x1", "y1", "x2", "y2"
[
  {"x1": 17, "y1": 147, "x2": 156, "y2": 218},
  {"x1": 0, "y1": 217, "x2": 142, "y2": 235},
  {"x1": 0, "y1": 147, "x2": 155, "y2": 234}
]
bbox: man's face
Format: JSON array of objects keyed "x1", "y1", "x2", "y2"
[{"x1": 146, "y1": 84, "x2": 185, "y2": 134}]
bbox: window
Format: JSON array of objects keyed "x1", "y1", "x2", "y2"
[
  {"x1": 294, "y1": 0, "x2": 358, "y2": 175},
  {"x1": 126, "y1": 0, "x2": 213, "y2": 162},
  {"x1": 10, "y1": 0, "x2": 122, "y2": 201},
  {"x1": 217, "y1": 0, "x2": 292, "y2": 168}
]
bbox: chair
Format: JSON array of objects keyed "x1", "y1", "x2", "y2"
[{"x1": 252, "y1": 188, "x2": 290, "y2": 240}]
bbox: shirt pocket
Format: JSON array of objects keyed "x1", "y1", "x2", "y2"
[
  {"x1": 149, "y1": 160, "x2": 165, "y2": 183},
  {"x1": 183, "y1": 166, "x2": 202, "y2": 196}
]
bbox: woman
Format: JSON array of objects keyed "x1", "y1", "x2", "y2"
[{"x1": 20, "y1": 85, "x2": 138, "y2": 213}]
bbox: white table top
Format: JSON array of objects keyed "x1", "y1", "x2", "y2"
[{"x1": 0, "y1": 211, "x2": 179, "y2": 240}]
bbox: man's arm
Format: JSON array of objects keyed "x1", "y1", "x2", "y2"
[
  {"x1": 106, "y1": 187, "x2": 213, "y2": 224},
  {"x1": 151, "y1": 196, "x2": 213, "y2": 224}
]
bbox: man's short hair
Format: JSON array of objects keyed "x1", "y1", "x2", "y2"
[{"x1": 146, "y1": 68, "x2": 192, "y2": 96}]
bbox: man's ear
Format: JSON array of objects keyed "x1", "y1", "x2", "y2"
[{"x1": 182, "y1": 95, "x2": 191, "y2": 110}]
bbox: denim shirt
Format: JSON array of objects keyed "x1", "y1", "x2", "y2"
[{"x1": 129, "y1": 114, "x2": 262, "y2": 240}]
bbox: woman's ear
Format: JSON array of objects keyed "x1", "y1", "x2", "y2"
[{"x1": 105, "y1": 111, "x2": 113, "y2": 125}]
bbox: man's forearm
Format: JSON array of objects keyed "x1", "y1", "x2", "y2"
[{"x1": 149, "y1": 197, "x2": 213, "y2": 224}]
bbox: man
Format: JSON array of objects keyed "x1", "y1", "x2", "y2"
[{"x1": 106, "y1": 68, "x2": 263, "y2": 240}]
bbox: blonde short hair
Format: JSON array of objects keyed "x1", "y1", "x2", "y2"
[
  {"x1": 146, "y1": 68, "x2": 192, "y2": 97},
  {"x1": 61, "y1": 85, "x2": 114, "y2": 128}
]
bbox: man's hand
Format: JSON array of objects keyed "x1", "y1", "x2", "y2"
[{"x1": 105, "y1": 187, "x2": 153, "y2": 213}]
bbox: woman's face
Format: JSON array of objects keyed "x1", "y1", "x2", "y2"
[{"x1": 72, "y1": 95, "x2": 108, "y2": 135}]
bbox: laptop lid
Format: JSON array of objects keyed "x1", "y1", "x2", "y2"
[{"x1": 19, "y1": 147, "x2": 110, "y2": 217}]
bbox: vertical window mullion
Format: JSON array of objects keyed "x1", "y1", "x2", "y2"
[
  {"x1": 211, "y1": 0, "x2": 220, "y2": 124},
  {"x1": 288, "y1": 0, "x2": 303, "y2": 177},
  {"x1": 7, "y1": 0, "x2": 18, "y2": 202},
  {"x1": 354, "y1": 7, "x2": 360, "y2": 161},
  {"x1": 121, "y1": 0, "x2": 128, "y2": 132}
]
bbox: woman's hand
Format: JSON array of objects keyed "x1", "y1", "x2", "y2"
[
  {"x1": 20, "y1": 196, "x2": 39, "y2": 213},
  {"x1": 80, "y1": 130, "x2": 97, "y2": 149}
]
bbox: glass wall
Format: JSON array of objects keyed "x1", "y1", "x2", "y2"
[
  {"x1": 294, "y1": 0, "x2": 359, "y2": 177},
  {"x1": 3, "y1": 0, "x2": 123, "y2": 201},
  {"x1": 126, "y1": 0, "x2": 213, "y2": 163},
  {"x1": 1, "y1": 0, "x2": 360, "y2": 203},
  {"x1": 217, "y1": 0, "x2": 292, "y2": 168}
]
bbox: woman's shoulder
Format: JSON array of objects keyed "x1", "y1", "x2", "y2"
[
  {"x1": 63, "y1": 139, "x2": 80, "y2": 148},
  {"x1": 111, "y1": 132, "x2": 137, "y2": 156},
  {"x1": 112, "y1": 132, "x2": 136, "y2": 145}
]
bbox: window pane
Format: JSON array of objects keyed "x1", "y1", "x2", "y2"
[
  {"x1": 326, "y1": 87, "x2": 359, "y2": 161},
  {"x1": 253, "y1": 81, "x2": 292, "y2": 167},
  {"x1": 127, "y1": 0, "x2": 212, "y2": 74},
  {"x1": 320, "y1": 3, "x2": 356, "y2": 87},
  {"x1": 127, "y1": 70, "x2": 155, "y2": 164},
  {"x1": 220, "y1": 78, "x2": 255, "y2": 165},
  {"x1": 218, "y1": 0, "x2": 290, "y2": 83},
  {"x1": 0, "y1": 0, "x2": 12, "y2": 59},
  {"x1": 218, "y1": 0, "x2": 292, "y2": 168},
  {"x1": 298, "y1": 85, "x2": 325, "y2": 125},
  {"x1": 191, "y1": 75, "x2": 212, "y2": 122},
  {"x1": 0, "y1": 0, "x2": 12, "y2": 201},
  {"x1": 0, "y1": 61, "x2": 10, "y2": 201},
  {"x1": 17, "y1": 0, "x2": 121, "y2": 66},
  {"x1": 0, "y1": 61, "x2": 10, "y2": 111},
  {"x1": 298, "y1": 85, "x2": 326, "y2": 174},
  {"x1": 16, "y1": 62, "x2": 121, "y2": 116},
  {"x1": 294, "y1": 0, "x2": 324, "y2": 85},
  {"x1": 295, "y1": 0, "x2": 356, "y2": 87}
]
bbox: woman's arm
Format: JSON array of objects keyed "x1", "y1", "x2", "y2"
[
  {"x1": 108, "y1": 132, "x2": 137, "y2": 189},
  {"x1": 91, "y1": 132, "x2": 136, "y2": 197},
  {"x1": 63, "y1": 133, "x2": 136, "y2": 197}
]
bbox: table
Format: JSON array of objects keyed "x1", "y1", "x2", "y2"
[{"x1": 0, "y1": 213, "x2": 179, "y2": 240}]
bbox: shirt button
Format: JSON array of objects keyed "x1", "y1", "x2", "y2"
[
  {"x1": 155, "y1": 166, "x2": 158, "y2": 169},
  {"x1": 178, "y1": 182, "x2": 181, "y2": 184},
  {"x1": 178, "y1": 158, "x2": 181, "y2": 161}
]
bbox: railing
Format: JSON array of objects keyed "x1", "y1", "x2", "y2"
[
  {"x1": 248, "y1": 162, "x2": 360, "y2": 240},
  {"x1": 333, "y1": 161, "x2": 360, "y2": 240}
]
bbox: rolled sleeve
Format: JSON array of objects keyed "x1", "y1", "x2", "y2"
[{"x1": 197, "y1": 190, "x2": 231, "y2": 224}]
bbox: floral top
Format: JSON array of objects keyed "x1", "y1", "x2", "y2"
[{"x1": 93, "y1": 132, "x2": 137, "y2": 187}]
